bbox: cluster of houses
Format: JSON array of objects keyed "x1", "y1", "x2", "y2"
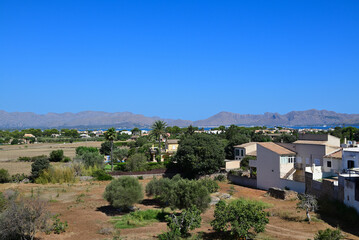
[{"x1": 229, "y1": 134, "x2": 359, "y2": 213}]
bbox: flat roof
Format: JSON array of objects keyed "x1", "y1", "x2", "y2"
[
  {"x1": 258, "y1": 142, "x2": 296, "y2": 155},
  {"x1": 343, "y1": 147, "x2": 359, "y2": 153},
  {"x1": 234, "y1": 142, "x2": 257, "y2": 148}
]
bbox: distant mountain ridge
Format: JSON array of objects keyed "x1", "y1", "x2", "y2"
[{"x1": 0, "y1": 109, "x2": 359, "y2": 129}]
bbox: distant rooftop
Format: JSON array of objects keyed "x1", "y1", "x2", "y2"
[
  {"x1": 234, "y1": 142, "x2": 258, "y2": 148},
  {"x1": 324, "y1": 148, "x2": 342, "y2": 159}
]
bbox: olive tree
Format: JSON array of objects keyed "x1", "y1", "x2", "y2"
[
  {"x1": 103, "y1": 176, "x2": 143, "y2": 209},
  {"x1": 297, "y1": 194, "x2": 318, "y2": 222}
]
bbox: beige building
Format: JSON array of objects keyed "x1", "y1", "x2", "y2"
[
  {"x1": 233, "y1": 142, "x2": 257, "y2": 160},
  {"x1": 165, "y1": 139, "x2": 179, "y2": 154}
]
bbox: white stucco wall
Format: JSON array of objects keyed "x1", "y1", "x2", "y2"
[
  {"x1": 343, "y1": 179, "x2": 359, "y2": 214},
  {"x1": 342, "y1": 149, "x2": 359, "y2": 170},
  {"x1": 257, "y1": 145, "x2": 281, "y2": 190},
  {"x1": 295, "y1": 144, "x2": 326, "y2": 166}
]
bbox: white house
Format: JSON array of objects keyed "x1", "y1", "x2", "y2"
[{"x1": 342, "y1": 148, "x2": 359, "y2": 170}]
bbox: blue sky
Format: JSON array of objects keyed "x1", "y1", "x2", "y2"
[{"x1": 0, "y1": 0, "x2": 358, "y2": 120}]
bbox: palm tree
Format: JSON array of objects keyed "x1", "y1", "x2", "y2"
[
  {"x1": 105, "y1": 127, "x2": 117, "y2": 171},
  {"x1": 150, "y1": 121, "x2": 167, "y2": 159}
]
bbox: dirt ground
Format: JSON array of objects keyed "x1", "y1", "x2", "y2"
[
  {"x1": 1, "y1": 180, "x2": 358, "y2": 240},
  {"x1": 0, "y1": 141, "x2": 103, "y2": 175},
  {"x1": 0, "y1": 141, "x2": 103, "y2": 162}
]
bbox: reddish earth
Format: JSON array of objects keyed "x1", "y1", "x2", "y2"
[{"x1": 0, "y1": 180, "x2": 358, "y2": 240}]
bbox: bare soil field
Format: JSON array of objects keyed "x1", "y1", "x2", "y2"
[
  {"x1": 0, "y1": 141, "x2": 103, "y2": 162},
  {"x1": 0, "y1": 180, "x2": 358, "y2": 240}
]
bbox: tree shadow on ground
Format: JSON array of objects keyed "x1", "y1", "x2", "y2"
[
  {"x1": 96, "y1": 205, "x2": 129, "y2": 216},
  {"x1": 140, "y1": 198, "x2": 164, "y2": 208}
]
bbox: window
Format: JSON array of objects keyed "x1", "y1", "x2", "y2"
[
  {"x1": 348, "y1": 160, "x2": 355, "y2": 169},
  {"x1": 280, "y1": 156, "x2": 295, "y2": 164},
  {"x1": 327, "y1": 161, "x2": 332, "y2": 168},
  {"x1": 235, "y1": 149, "x2": 240, "y2": 156},
  {"x1": 240, "y1": 149, "x2": 244, "y2": 156}
]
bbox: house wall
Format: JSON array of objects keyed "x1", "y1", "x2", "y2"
[
  {"x1": 279, "y1": 159, "x2": 294, "y2": 178},
  {"x1": 343, "y1": 179, "x2": 359, "y2": 214},
  {"x1": 225, "y1": 160, "x2": 240, "y2": 170},
  {"x1": 278, "y1": 179, "x2": 305, "y2": 193},
  {"x1": 323, "y1": 157, "x2": 342, "y2": 174},
  {"x1": 228, "y1": 174, "x2": 257, "y2": 188},
  {"x1": 295, "y1": 144, "x2": 326, "y2": 166},
  {"x1": 256, "y1": 145, "x2": 280, "y2": 190},
  {"x1": 342, "y1": 150, "x2": 359, "y2": 170},
  {"x1": 305, "y1": 172, "x2": 339, "y2": 200},
  {"x1": 327, "y1": 135, "x2": 341, "y2": 147}
]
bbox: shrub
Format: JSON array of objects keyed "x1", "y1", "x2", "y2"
[
  {"x1": 75, "y1": 152, "x2": 104, "y2": 168},
  {"x1": 125, "y1": 153, "x2": 147, "y2": 172},
  {"x1": 199, "y1": 178, "x2": 219, "y2": 193},
  {"x1": 115, "y1": 162, "x2": 127, "y2": 171},
  {"x1": 11, "y1": 173, "x2": 28, "y2": 183},
  {"x1": 50, "y1": 214, "x2": 68, "y2": 234},
  {"x1": 62, "y1": 156, "x2": 71, "y2": 162},
  {"x1": 146, "y1": 176, "x2": 211, "y2": 212},
  {"x1": 100, "y1": 141, "x2": 113, "y2": 155},
  {"x1": 18, "y1": 156, "x2": 32, "y2": 162},
  {"x1": 0, "y1": 192, "x2": 5, "y2": 212},
  {"x1": 49, "y1": 150, "x2": 64, "y2": 162},
  {"x1": 0, "y1": 169, "x2": 11, "y2": 183},
  {"x1": 111, "y1": 209, "x2": 167, "y2": 229},
  {"x1": 314, "y1": 228, "x2": 344, "y2": 240},
  {"x1": 0, "y1": 196, "x2": 52, "y2": 240},
  {"x1": 76, "y1": 146, "x2": 99, "y2": 155},
  {"x1": 92, "y1": 169, "x2": 113, "y2": 181},
  {"x1": 104, "y1": 176, "x2": 144, "y2": 209},
  {"x1": 35, "y1": 166, "x2": 77, "y2": 184},
  {"x1": 211, "y1": 199, "x2": 269, "y2": 239},
  {"x1": 10, "y1": 138, "x2": 19, "y2": 145},
  {"x1": 214, "y1": 174, "x2": 226, "y2": 182},
  {"x1": 160, "y1": 206, "x2": 201, "y2": 239},
  {"x1": 31, "y1": 156, "x2": 50, "y2": 179}
]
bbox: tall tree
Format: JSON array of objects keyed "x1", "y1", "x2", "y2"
[
  {"x1": 150, "y1": 120, "x2": 167, "y2": 158},
  {"x1": 105, "y1": 127, "x2": 117, "y2": 171}
]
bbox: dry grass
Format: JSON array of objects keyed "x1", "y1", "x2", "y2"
[{"x1": 0, "y1": 141, "x2": 102, "y2": 162}]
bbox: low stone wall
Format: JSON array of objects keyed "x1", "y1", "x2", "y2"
[
  {"x1": 305, "y1": 172, "x2": 339, "y2": 200},
  {"x1": 228, "y1": 174, "x2": 257, "y2": 188},
  {"x1": 267, "y1": 187, "x2": 298, "y2": 200}
]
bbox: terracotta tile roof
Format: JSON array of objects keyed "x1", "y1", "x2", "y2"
[
  {"x1": 324, "y1": 148, "x2": 342, "y2": 159},
  {"x1": 258, "y1": 142, "x2": 296, "y2": 155}
]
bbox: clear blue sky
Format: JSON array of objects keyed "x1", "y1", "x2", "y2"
[{"x1": 0, "y1": 0, "x2": 358, "y2": 120}]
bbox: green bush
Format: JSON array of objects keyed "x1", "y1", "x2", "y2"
[
  {"x1": 111, "y1": 209, "x2": 167, "y2": 229},
  {"x1": 125, "y1": 153, "x2": 147, "y2": 172},
  {"x1": 211, "y1": 199, "x2": 269, "y2": 239},
  {"x1": 92, "y1": 169, "x2": 113, "y2": 181},
  {"x1": 104, "y1": 176, "x2": 144, "y2": 209},
  {"x1": 11, "y1": 173, "x2": 28, "y2": 183},
  {"x1": 214, "y1": 174, "x2": 226, "y2": 182},
  {"x1": 0, "y1": 169, "x2": 11, "y2": 183},
  {"x1": 31, "y1": 156, "x2": 50, "y2": 179},
  {"x1": 35, "y1": 166, "x2": 77, "y2": 184},
  {"x1": 199, "y1": 178, "x2": 219, "y2": 193},
  {"x1": 18, "y1": 156, "x2": 32, "y2": 162},
  {"x1": 0, "y1": 192, "x2": 6, "y2": 212},
  {"x1": 146, "y1": 176, "x2": 211, "y2": 212},
  {"x1": 160, "y1": 206, "x2": 201, "y2": 239},
  {"x1": 75, "y1": 152, "x2": 104, "y2": 168},
  {"x1": 49, "y1": 150, "x2": 64, "y2": 162},
  {"x1": 76, "y1": 146, "x2": 99, "y2": 155},
  {"x1": 50, "y1": 214, "x2": 68, "y2": 234},
  {"x1": 115, "y1": 162, "x2": 127, "y2": 171},
  {"x1": 62, "y1": 156, "x2": 71, "y2": 162},
  {"x1": 314, "y1": 228, "x2": 344, "y2": 240}
]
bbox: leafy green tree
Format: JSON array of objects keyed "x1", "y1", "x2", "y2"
[
  {"x1": 75, "y1": 146, "x2": 99, "y2": 155},
  {"x1": 225, "y1": 133, "x2": 250, "y2": 159},
  {"x1": 75, "y1": 152, "x2": 104, "y2": 168},
  {"x1": 314, "y1": 228, "x2": 344, "y2": 240},
  {"x1": 150, "y1": 121, "x2": 167, "y2": 158},
  {"x1": 211, "y1": 199, "x2": 269, "y2": 239},
  {"x1": 43, "y1": 129, "x2": 59, "y2": 137},
  {"x1": 49, "y1": 150, "x2": 64, "y2": 162},
  {"x1": 100, "y1": 141, "x2": 112, "y2": 155},
  {"x1": 146, "y1": 176, "x2": 211, "y2": 212},
  {"x1": 31, "y1": 156, "x2": 50, "y2": 179},
  {"x1": 113, "y1": 148, "x2": 129, "y2": 162},
  {"x1": 160, "y1": 206, "x2": 202, "y2": 239},
  {"x1": 174, "y1": 134, "x2": 225, "y2": 177},
  {"x1": 103, "y1": 176, "x2": 144, "y2": 209},
  {"x1": 125, "y1": 153, "x2": 147, "y2": 172},
  {"x1": 185, "y1": 125, "x2": 196, "y2": 135},
  {"x1": 131, "y1": 127, "x2": 141, "y2": 136},
  {"x1": 297, "y1": 194, "x2": 318, "y2": 222}
]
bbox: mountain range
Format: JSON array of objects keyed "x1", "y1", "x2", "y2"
[{"x1": 1, "y1": 109, "x2": 359, "y2": 129}]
